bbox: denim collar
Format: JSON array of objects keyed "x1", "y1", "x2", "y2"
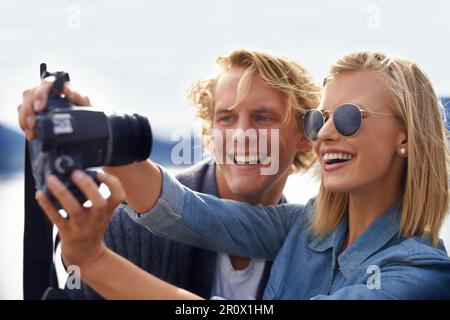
[{"x1": 308, "y1": 201, "x2": 401, "y2": 278}]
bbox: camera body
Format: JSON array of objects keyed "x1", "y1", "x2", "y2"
[{"x1": 29, "y1": 64, "x2": 152, "y2": 209}]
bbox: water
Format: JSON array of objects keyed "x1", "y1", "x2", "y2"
[{"x1": 0, "y1": 174, "x2": 24, "y2": 300}]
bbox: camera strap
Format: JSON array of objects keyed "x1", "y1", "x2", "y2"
[{"x1": 23, "y1": 141, "x2": 59, "y2": 299}]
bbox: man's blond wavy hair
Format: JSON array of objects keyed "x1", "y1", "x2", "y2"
[
  {"x1": 311, "y1": 51, "x2": 450, "y2": 246},
  {"x1": 187, "y1": 49, "x2": 321, "y2": 172}
]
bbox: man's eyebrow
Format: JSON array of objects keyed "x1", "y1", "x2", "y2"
[
  {"x1": 215, "y1": 107, "x2": 234, "y2": 114},
  {"x1": 252, "y1": 107, "x2": 280, "y2": 114},
  {"x1": 214, "y1": 106, "x2": 281, "y2": 115}
]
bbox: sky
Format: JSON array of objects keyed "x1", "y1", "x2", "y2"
[{"x1": 1, "y1": 0, "x2": 449, "y2": 132}]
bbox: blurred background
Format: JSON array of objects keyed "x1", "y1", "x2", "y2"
[{"x1": 1, "y1": 0, "x2": 449, "y2": 299}]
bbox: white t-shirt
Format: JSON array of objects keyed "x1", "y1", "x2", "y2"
[{"x1": 210, "y1": 252, "x2": 266, "y2": 300}]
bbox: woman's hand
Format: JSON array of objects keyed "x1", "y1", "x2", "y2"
[
  {"x1": 35, "y1": 169, "x2": 202, "y2": 300},
  {"x1": 18, "y1": 78, "x2": 91, "y2": 140},
  {"x1": 35, "y1": 170, "x2": 125, "y2": 269}
]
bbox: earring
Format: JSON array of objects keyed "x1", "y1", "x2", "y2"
[{"x1": 400, "y1": 147, "x2": 406, "y2": 155}]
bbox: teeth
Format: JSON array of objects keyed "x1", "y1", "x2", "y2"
[
  {"x1": 234, "y1": 155, "x2": 258, "y2": 164},
  {"x1": 234, "y1": 154, "x2": 270, "y2": 164},
  {"x1": 323, "y1": 153, "x2": 354, "y2": 161},
  {"x1": 259, "y1": 154, "x2": 270, "y2": 164}
]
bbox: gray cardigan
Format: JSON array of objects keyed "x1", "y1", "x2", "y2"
[{"x1": 65, "y1": 159, "x2": 280, "y2": 299}]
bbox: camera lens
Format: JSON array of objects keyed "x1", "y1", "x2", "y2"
[{"x1": 108, "y1": 113, "x2": 152, "y2": 166}]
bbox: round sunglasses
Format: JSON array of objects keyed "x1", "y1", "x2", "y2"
[{"x1": 303, "y1": 103, "x2": 394, "y2": 141}]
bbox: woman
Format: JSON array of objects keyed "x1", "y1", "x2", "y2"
[{"x1": 28, "y1": 51, "x2": 450, "y2": 299}]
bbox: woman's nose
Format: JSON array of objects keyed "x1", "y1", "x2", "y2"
[{"x1": 317, "y1": 116, "x2": 340, "y2": 141}]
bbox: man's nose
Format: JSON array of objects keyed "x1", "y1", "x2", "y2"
[
  {"x1": 231, "y1": 116, "x2": 258, "y2": 147},
  {"x1": 234, "y1": 115, "x2": 252, "y2": 131},
  {"x1": 232, "y1": 116, "x2": 251, "y2": 137}
]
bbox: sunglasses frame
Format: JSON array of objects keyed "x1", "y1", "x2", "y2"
[{"x1": 303, "y1": 103, "x2": 394, "y2": 141}]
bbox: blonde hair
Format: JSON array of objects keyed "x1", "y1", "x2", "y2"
[
  {"x1": 311, "y1": 51, "x2": 450, "y2": 246},
  {"x1": 187, "y1": 49, "x2": 321, "y2": 172}
]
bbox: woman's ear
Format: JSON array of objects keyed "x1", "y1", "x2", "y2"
[{"x1": 397, "y1": 131, "x2": 408, "y2": 158}]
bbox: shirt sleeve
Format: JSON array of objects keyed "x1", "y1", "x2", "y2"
[{"x1": 125, "y1": 165, "x2": 307, "y2": 260}]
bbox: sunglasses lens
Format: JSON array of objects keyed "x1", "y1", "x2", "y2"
[
  {"x1": 334, "y1": 104, "x2": 362, "y2": 136},
  {"x1": 304, "y1": 110, "x2": 323, "y2": 141}
]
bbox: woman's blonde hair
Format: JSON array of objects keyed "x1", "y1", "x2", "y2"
[
  {"x1": 311, "y1": 51, "x2": 450, "y2": 246},
  {"x1": 187, "y1": 49, "x2": 321, "y2": 172}
]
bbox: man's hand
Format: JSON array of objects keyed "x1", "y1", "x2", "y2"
[
  {"x1": 19, "y1": 77, "x2": 162, "y2": 215},
  {"x1": 35, "y1": 170, "x2": 125, "y2": 269},
  {"x1": 18, "y1": 78, "x2": 91, "y2": 140}
]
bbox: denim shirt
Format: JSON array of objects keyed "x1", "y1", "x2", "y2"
[
  {"x1": 127, "y1": 167, "x2": 450, "y2": 299},
  {"x1": 66, "y1": 159, "x2": 276, "y2": 299}
]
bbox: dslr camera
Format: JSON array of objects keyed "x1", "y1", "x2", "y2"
[{"x1": 29, "y1": 63, "x2": 152, "y2": 209}]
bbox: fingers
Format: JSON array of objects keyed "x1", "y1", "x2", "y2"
[
  {"x1": 33, "y1": 77, "x2": 55, "y2": 112},
  {"x1": 45, "y1": 171, "x2": 124, "y2": 226},
  {"x1": 35, "y1": 191, "x2": 67, "y2": 231},
  {"x1": 18, "y1": 92, "x2": 31, "y2": 131},
  {"x1": 18, "y1": 79, "x2": 54, "y2": 141},
  {"x1": 71, "y1": 170, "x2": 107, "y2": 212},
  {"x1": 70, "y1": 170, "x2": 125, "y2": 221},
  {"x1": 36, "y1": 78, "x2": 92, "y2": 108},
  {"x1": 18, "y1": 78, "x2": 92, "y2": 141},
  {"x1": 46, "y1": 175, "x2": 84, "y2": 219},
  {"x1": 18, "y1": 90, "x2": 37, "y2": 140},
  {"x1": 63, "y1": 84, "x2": 92, "y2": 106},
  {"x1": 96, "y1": 172, "x2": 126, "y2": 214}
]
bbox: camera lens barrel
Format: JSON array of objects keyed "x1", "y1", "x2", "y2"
[{"x1": 108, "y1": 113, "x2": 152, "y2": 166}]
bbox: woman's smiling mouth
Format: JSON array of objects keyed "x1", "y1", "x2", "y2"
[{"x1": 321, "y1": 151, "x2": 356, "y2": 172}]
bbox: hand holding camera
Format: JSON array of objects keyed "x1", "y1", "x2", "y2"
[
  {"x1": 18, "y1": 64, "x2": 152, "y2": 210},
  {"x1": 35, "y1": 170, "x2": 125, "y2": 269},
  {"x1": 18, "y1": 64, "x2": 158, "y2": 277},
  {"x1": 18, "y1": 65, "x2": 92, "y2": 141}
]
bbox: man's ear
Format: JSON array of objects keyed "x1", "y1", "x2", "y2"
[{"x1": 297, "y1": 134, "x2": 312, "y2": 152}]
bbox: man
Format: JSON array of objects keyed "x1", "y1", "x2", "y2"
[{"x1": 18, "y1": 49, "x2": 320, "y2": 299}]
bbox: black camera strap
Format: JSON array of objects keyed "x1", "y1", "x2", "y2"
[{"x1": 23, "y1": 141, "x2": 59, "y2": 299}]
